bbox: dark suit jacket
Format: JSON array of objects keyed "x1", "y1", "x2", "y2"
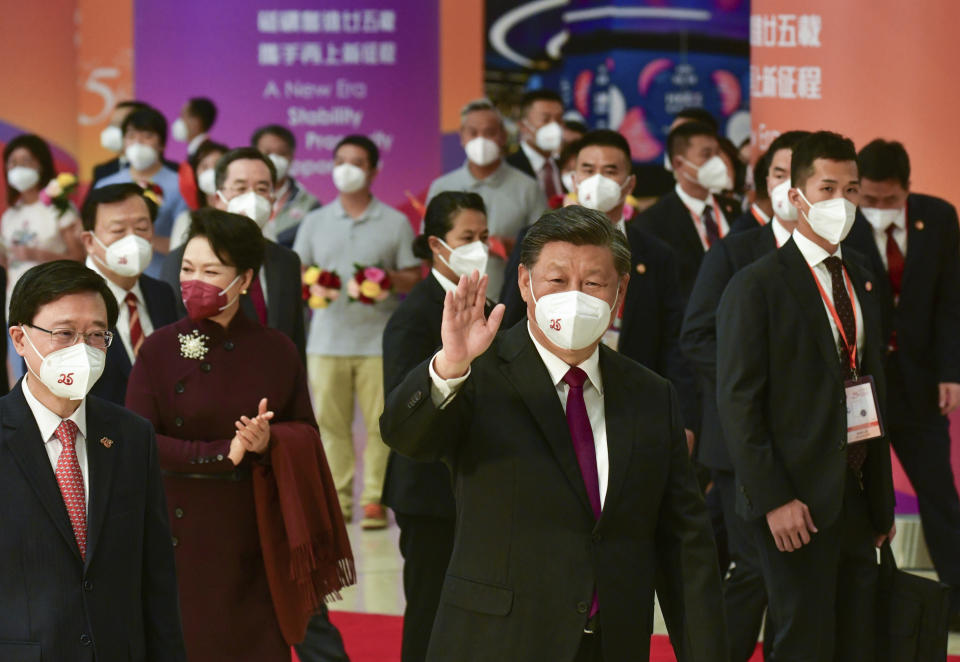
[
  {"x1": 636, "y1": 190, "x2": 732, "y2": 302},
  {"x1": 161, "y1": 240, "x2": 306, "y2": 362},
  {"x1": 0, "y1": 267, "x2": 7, "y2": 396},
  {"x1": 843, "y1": 193, "x2": 960, "y2": 416},
  {"x1": 681, "y1": 223, "x2": 777, "y2": 470},
  {"x1": 380, "y1": 322, "x2": 726, "y2": 662},
  {"x1": 90, "y1": 274, "x2": 179, "y2": 405},
  {"x1": 505, "y1": 146, "x2": 557, "y2": 181},
  {"x1": 381, "y1": 275, "x2": 455, "y2": 519},
  {"x1": 716, "y1": 238, "x2": 895, "y2": 533},
  {"x1": 729, "y1": 208, "x2": 765, "y2": 235},
  {"x1": 0, "y1": 382, "x2": 186, "y2": 661}
]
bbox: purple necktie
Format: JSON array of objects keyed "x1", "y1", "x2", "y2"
[{"x1": 563, "y1": 366, "x2": 601, "y2": 617}]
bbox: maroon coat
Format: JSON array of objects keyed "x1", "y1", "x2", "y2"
[{"x1": 126, "y1": 311, "x2": 315, "y2": 662}]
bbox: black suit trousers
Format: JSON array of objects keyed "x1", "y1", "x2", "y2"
[
  {"x1": 396, "y1": 513, "x2": 456, "y2": 662},
  {"x1": 752, "y1": 472, "x2": 878, "y2": 662}
]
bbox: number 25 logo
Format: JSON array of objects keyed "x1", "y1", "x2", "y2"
[
  {"x1": 58, "y1": 373, "x2": 74, "y2": 385},
  {"x1": 550, "y1": 319, "x2": 562, "y2": 331}
]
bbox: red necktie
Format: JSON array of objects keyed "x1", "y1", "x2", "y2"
[
  {"x1": 55, "y1": 419, "x2": 87, "y2": 559},
  {"x1": 702, "y1": 205, "x2": 721, "y2": 247},
  {"x1": 125, "y1": 291, "x2": 143, "y2": 357},
  {"x1": 539, "y1": 159, "x2": 560, "y2": 201},
  {"x1": 885, "y1": 224, "x2": 905, "y2": 298},
  {"x1": 248, "y1": 275, "x2": 268, "y2": 325}
]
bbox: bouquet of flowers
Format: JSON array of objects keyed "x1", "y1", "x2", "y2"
[
  {"x1": 302, "y1": 266, "x2": 342, "y2": 309},
  {"x1": 347, "y1": 264, "x2": 392, "y2": 304},
  {"x1": 138, "y1": 182, "x2": 164, "y2": 208},
  {"x1": 38, "y1": 173, "x2": 78, "y2": 217}
]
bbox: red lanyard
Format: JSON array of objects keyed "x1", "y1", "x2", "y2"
[
  {"x1": 808, "y1": 261, "x2": 858, "y2": 374},
  {"x1": 750, "y1": 204, "x2": 769, "y2": 226}
]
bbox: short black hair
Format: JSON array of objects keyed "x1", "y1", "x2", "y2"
[
  {"x1": 81, "y1": 183, "x2": 157, "y2": 231},
  {"x1": 718, "y1": 136, "x2": 746, "y2": 194},
  {"x1": 558, "y1": 139, "x2": 582, "y2": 168},
  {"x1": 564, "y1": 120, "x2": 588, "y2": 137},
  {"x1": 521, "y1": 205, "x2": 631, "y2": 277},
  {"x1": 335, "y1": 135, "x2": 379, "y2": 169},
  {"x1": 858, "y1": 139, "x2": 910, "y2": 188},
  {"x1": 251, "y1": 124, "x2": 297, "y2": 152},
  {"x1": 186, "y1": 97, "x2": 218, "y2": 132},
  {"x1": 188, "y1": 139, "x2": 229, "y2": 173},
  {"x1": 667, "y1": 121, "x2": 717, "y2": 160},
  {"x1": 413, "y1": 191, "x2": 486, "y2": 260},
  {"x1": 790, "y1": 131, "x2": 858, "y2": 190},
  {"x1": 577, "y1": 129, "x2": 632, "y2": 167},
  {"x1": 185, "y1": 208, "x2": 265, "y2": 275},
  {"x1": 115, "y1": 100, "x2": 148, "y2": 111},
  {"x1": 3, "y1": 134, "x2": 56, "y2": 206},
  {"x1": 121, "y1": 107, "x2": 168, "y2": 148},
  {"x1": 10, "y1": 260, "x2": 119, "y2": 328},
  {"x1": 520, "y1": 89, "x2": 564, "y2": 117},
  {"x1": 752, "y1": 150, "x2": 771, "y2": 201},
  {"x1": 766, "y1": 130, "x2": 812, "y2": 160},
  {"x1": 674, "y1": 107, "x2": 718, "y2": 133},
  {"x1": 214, "y1": 147, "x2": 277, "y2": 191}
]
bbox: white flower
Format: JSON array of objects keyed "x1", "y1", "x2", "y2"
[{"x1": 178, "y1": 330, "x2": 210, "y2": 360}]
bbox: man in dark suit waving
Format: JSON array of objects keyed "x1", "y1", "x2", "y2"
[
  {"x1": 844, "y1": 138, "x2": 960, "y2": 628},
  {"x1": 381, "y1": 207, "x2": 725, "y2": 662},
  {"x1": 0, "y1": 260, "x2": 185, "y2": 661},
  {"x1": 718, "y1": 132, "x2": 895, "y2": 660}
]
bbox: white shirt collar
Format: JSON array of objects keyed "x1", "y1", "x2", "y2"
[
  {"x1": 22, "y1": 374, "x2": 87, "y2": 443},
  {"x1": 85, "y1": 256, "x2": 145, "y2": 308},
  {"x1": 751, "y1": 203, "x2": 771, "y2": 224},
  {"x1": 613, "y1": 216, "x2": 626, "y2": 236},
  {"x1": 519, "y1": 140, "x2": 547, "y2": 174},
  {"x1": 526, "y1": 322, "x2": 604, "y2": 396},
  {"x1": 431, "y1": 268, "x2": 458, "y2": 294},
  {"x1": 792, "y1": 229, "x2": 842, "y2": 268},
  {"x1": 674, "y1": 182, "x2": 713, "y2": 217},
  {"x1": 187, "y1": 132, "x2": 208, "y2": 156},
  {"x1": 771, "y1": 218, "x2": 792, "y2": 247}
]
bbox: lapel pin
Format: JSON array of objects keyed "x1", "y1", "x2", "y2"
[
  {"x1": 865, "y1": 281, "x2": 873, "y2": 292},
  {"x1": 636, "y1": 263, "x2": 646, "y2": 274},
  {"x1": 100, "y1": 437, "x2": 114, "y2": 448},
  {"x1": 915, "y1": 220, "x2": 924, "y2": 230}
]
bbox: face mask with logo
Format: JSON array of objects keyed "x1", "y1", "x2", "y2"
[
  {"x1": 197, "y1": 168, "x2": 217, "y2": 196},
  {"x1": 529, "y1": 277, "x2": 617, "y2": 351},
  {"x1": 93, "y1": 233, "x2": 153, "y2": 277},
  {"x1": 268, "y1": 153, "x2": 290, "y2": 182},
  {"x1": 332, "y1": 163, "x2": 366, "y2": 194},
  {"x1": 101, "y1": 125, "x2": 124, "y2": 153},
  {"x1": 171, "y1": 118, "x2": 189, "y2": 143},
  {"x1": 6, "y1": 166, "x2": 40, "y2": 193},
  {"x1": 770, "y1": 179, "x2": 798, "y2": 222},
  {"x1": 796, "y1": 189, "x2": 857, "y2": 244},
  {"x1": 561, "y1": 171, "x2": 575, "y2": 193},
  {"x1": 577, "y1": 173, "x2": 628, "y2": 213},
  {"x1": 437, "y1": 238, "x2": 488, "y2": 277},
  {"x1": 219, "y1": 190, "x2": 273, "y2": 228},
  {"x1": 464, "y1": 136, "x2": 500, "y2": 167},
  {"x1": 683, "y1": 155, "x2": 732, "y2": 192},
  {"x1": 181, "y1": 275, "x2": 241, "y2": 321},
  {"x1": 861, "y1": 207, "x2": 904, "y2": 231},
  {"x1": 21, "y1": 327, "x2": 106, "y2": 400},
  {"x1": 125, "y1": 143, "x2": 159, "y2": 171},
  {"x1": 530, "y1": 121, "x2": 562, "y2": 153}
]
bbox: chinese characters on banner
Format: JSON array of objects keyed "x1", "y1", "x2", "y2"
[{"x1": 749, "y1": 14, "x2": 822, "y2": 103}]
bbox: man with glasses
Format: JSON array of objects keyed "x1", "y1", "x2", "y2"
[
  {"x1": 0, "y1": 259, "x2": 187, "y2": 661},
  {"x1": 161, "y1": 147, "x2": 306, "y2": 360}
]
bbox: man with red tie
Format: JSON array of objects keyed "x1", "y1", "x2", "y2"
[
  {"x1": 506, "y1": 89, "x2": 566, "y2": 202},
  {"x1": 843, "y1": 138, "x2": 960, "y2": 630},
  {"x1": 0, "y1": 260, "x2": 186, "y2": 660}
]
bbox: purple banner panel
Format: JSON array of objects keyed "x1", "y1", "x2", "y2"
[{"x1": 135, "y1": 1, "x2": 440, "y2": 212}]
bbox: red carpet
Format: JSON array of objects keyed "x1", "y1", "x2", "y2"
[{"x1": 293, "y1": 611, "x2": 960, "y2": 662}]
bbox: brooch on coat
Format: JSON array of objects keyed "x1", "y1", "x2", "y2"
[{"x1": 178, "y1": 330, "x2": 210, "y2": 360}]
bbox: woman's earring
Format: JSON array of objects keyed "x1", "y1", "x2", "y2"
[{"x1": 241, "y1": 289, "x2": 248, "y2": 295}]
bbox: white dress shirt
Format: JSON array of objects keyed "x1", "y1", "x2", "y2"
[
  {"x1": 862, "y1": 207, "x2": 908, "y2": 270},
  {"x1": 23, "y1": 374, "x2": 90, "y2": 505},
  {"x1": 751, "y1": 202, "x2": 771, "y2": 225},
  {"x1": 793, "y1": 231, "x2": 865, "y2": 360},
  {"x1": 674, "y1": 183, "x2": 730, "y2": 250},
  {"x1": 520, "y1": 141, "x2": 562, "y2": 195},
  {"x1": 187, "y1": 132, "x2": 208, "y2": 157},
  {"x1": 86, "y1": 257, "x2": 155, "y2": 364},
  {"x1": 431, "y1": 268, "x2": 459, "y2": 294},
  {"x1": 771, "y1": 218, "x2": 792, "y2": 248},
  {"x1": 429, "y1": 323, "x2": 609, "y2": 507}
]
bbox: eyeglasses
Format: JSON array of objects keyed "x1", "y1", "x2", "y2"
[{"x1": 26, "y1": 324, "x2": 113, "y2": 349}]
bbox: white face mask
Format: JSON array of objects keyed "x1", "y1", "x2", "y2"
[
  {"x1": 101, "y1": 125, "x2": 124, "y2": 153},
  {"x1": 464, "y1": 136, "x2": 500, "y2": 167},
  {"x1": 7, "y1": 166, "x2": 40, "y2": 193},
  {"x1": 171, "y1": 118, "x2": 189, "y2": 143},
  {"x1": 125, "y1": 143, "x2": 159, "y2": 171},
  {"x1": 577, "y1": 173, "x2": 627, "y2": 213},
  {"x1": 219, "y1": 190, "x2": 273, "y2": 228},
  {"x1": 197, "y1": 168, "x2": 217, "y2": 196},
  {"x1": 861, "y1": 206, "x2": 904, "y2": 231},
  {"x1": 268, "y1": 153, "x2": 290, "y2": 182},
  {"x1": 22, "y1": 327, "x2": 106, "y2": 401},
  {"x1": 770, "y1": 179, "x2": 798, "y2": 222},
  {"x1": 93, "y1": 233, "x2": 153, "y2": 277},
  {"x1": 796, "y1": 189, "x2": 857, "y2": 244},
  {"x1": 529, "y1": 277, "x2": 617, "y2": 351},
  {"x1": 561, "y1": 171, "x2": 575, "y2": 193},
  {"x1": 332, "y1": 163, "x2": 366, "y2": 194},
  {"x1": 683, "y1": 155, "x2": 732, "y2": 192},
  {"x1": 438, "y1": 238, "x2": 488, "y2": 278},
  {"x1": 531, "y1": 121, "x2": 563, "y2": 153}
]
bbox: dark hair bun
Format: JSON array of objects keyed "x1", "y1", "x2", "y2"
[{"x1": 412, "y1": 234, "x2": 433, "y2": 261}]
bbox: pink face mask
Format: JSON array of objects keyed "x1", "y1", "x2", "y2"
[{"x1": 181, "y1": 275, "x2": 240, "y2": 321}]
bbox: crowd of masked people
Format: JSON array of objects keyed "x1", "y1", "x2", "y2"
[{"x1": 1, "y1": 87, "x2": 958, "y2": 662}]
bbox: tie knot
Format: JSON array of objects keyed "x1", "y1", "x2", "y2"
[
  {"x1": 885, "y1": 223, "x2": 898, "y2": 237},
  {"x1": 125, "y1": 291, "x2": 138, "y2": 305},
  {"x1": 55, "y1": 419, "x2": 79, "y2": 446},
  {"x1": 563, "y1": 366, "x2": 588, "y2": 389},
  {"x1": 823, "y1": 255, "x2": 844, "y2": 278}
]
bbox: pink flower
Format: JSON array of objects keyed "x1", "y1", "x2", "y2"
[
  {"x1": 38, "y1": 191, "x2": 52, "y2": 206},
  {"x1": 346, "y1": 278, "x2": 361, "y2": 299},
  {"x1": 363, "y1": 266, "x2": 386, "y2": 283}
]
